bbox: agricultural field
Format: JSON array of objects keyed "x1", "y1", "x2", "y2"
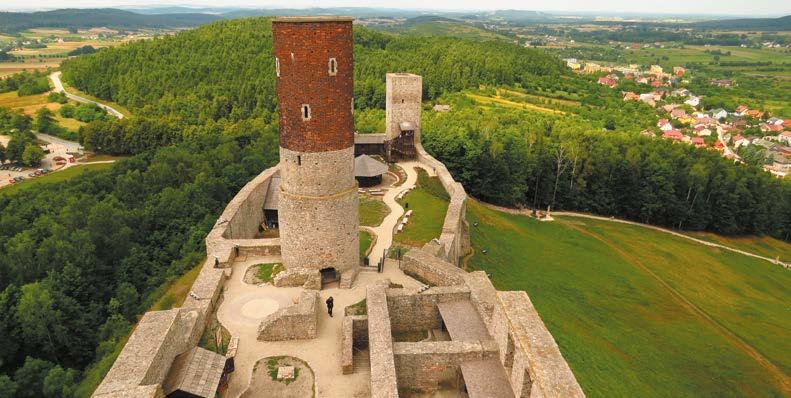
[
  {"x1": 0, "y1": 27, "x2": 154, "y2": 77},
  {"x1": 465, "y1": 200, "x2": 790, "y2": 397}
]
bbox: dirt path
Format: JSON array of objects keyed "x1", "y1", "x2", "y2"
[
  {"x1": 560, "y1": 221, "x2": 791, "y2": 395},
  {"x1": 366, "y1": 161, "x2": 434, "y2": 266},
  {"x1": 478, "y1": 201, "x2": 788, "y2": 269}
]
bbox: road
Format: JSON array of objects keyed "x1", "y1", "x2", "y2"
[
  {"x1": 49, "y1": 72, "x2": 124, "y2": 119},
  {"x1": 716, "y1": 127, "x2": 741, "y2": 161}
]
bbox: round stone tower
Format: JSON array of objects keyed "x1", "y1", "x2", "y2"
[{"x1": 272, "y1": 17, "x2": 359, "y2": 283}]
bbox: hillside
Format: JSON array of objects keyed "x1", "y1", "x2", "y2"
[
  {"x1": 61, "y1": 17, "x2": 565, "y2": 125},
  {"x1": 693, "y1": 15, "x2": 791, "y2": 31},
  {"x1": 466, "y1": 200, "x2": 790, "y2": 397},
  {"x1": 0, "y1": 8, "x2": 220, "y2": 33}
]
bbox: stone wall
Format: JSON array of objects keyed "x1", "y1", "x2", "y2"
[
  {"x1": 205, "y1": 165, "x2": 281, "y2": 266},
  {"x1": 400, "y1": 247, "x2": 466, "y2": 286},
  {"x1": 491, "y1": 291, "x2": 585, "y2": 398},
  {"x1": 279, "y1": 147, "x2": 360, "y2": 275},
  {"x1": 273, "y1": 267, "x2": 321, "y2": 290},
  {"x1": 341, "y1": 315, "x2": 369, "y2": 374},
  {"x1": 257, "y1": 290, "x2": 320, "y2": 341},
  {"x1": 367, "y1": 281, "x2": 400, "y2": 397},
  {"x1": 93, "y1": 257, "x2": 228, "y2": 397},
  {"x1": 392, "y1": 340, "x2": 499, "y2": 393},
  {"x1": 385, "y1": 286, "x2": 469, "y2": 332},
  {"x1": 414, "y1": 142, "x2": 469, "y2": 265}
]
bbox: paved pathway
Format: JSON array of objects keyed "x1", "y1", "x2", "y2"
[
  {"x1": 50, "y1": 72, "x2": 125, "y2": 119},
  {"x1": 479, "y1": 201, "x2": 788, "y2": 269},
  {"x1": 366, "y1": 161, "x2": 435, "y2": 266},
  {"x1": 217, "y1": 256, "x2": 423, "y2": 398}
]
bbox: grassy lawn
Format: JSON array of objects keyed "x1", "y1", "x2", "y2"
[
  {"x1": 684, "y1": 231, "x2": 790, "y2": 263},
  {"x1": 360, "y1": 196, "x2": 390, "y2": 227},
  {"x1": 255, "y1": 263, "x2": 283, "y2": 283},
  {"x1": 0, "y1": 90, "x2": 51, "y2": 110},
  {"x1": 360, "y1": 229, "x2": 373, "y2": 257},
  {"x1": 0, "y1": 163, "x2": 113, "y2": 196},
  {"x1": 394, "y1": 168, "x2": 449, "y2": 247},
  {"x1": 466, "y1": 200, "x2": 790, "y2": 398},
  {"x1": 54, "y1": 113, "x2": 87, "y2": 132}
]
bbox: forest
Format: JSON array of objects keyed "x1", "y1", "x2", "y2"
[{"x1": 0, "y1": 16, "x2": 788, "y2": 397}]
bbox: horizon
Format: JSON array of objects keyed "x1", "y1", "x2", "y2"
[{"x1": 1, "y1": 1, "x2": 789, "y2": 18}]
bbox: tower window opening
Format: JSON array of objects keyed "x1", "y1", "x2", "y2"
[
  {"x1": 275, "y1": 57, "x2": 280, "y2": 77},
  {"x1": 301, "y1": 104, "x2": 311, "y2": 121},
  {"x1": 297, "y1": 155, "x2": 301, "y2": 166},
  {"x1": 328, "y1": 58, "x2": 338, "y2": 76}
]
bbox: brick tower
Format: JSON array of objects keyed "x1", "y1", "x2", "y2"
[{"x1": 272, "y1": 17, "x2": 359, "y2": 286}]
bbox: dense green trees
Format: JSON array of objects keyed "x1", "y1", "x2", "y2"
[
  {"x1": 422, "y1": 99, "x2": 791, "y2": 239},
  {"x1": 0, "y1": 71, "x2": 50, "y2": 96},
  {"x1": 0, "y1": 123, "x2": 279, "y2": 394},
  {"x1": 61, "y1": 18, "x2": 565, "y2": 131}
]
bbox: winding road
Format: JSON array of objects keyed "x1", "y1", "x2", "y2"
[{"x1": 49, "y1": 72, "x2": 125, "y2": 119}]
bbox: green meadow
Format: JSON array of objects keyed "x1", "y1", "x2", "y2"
[{"x1": 466, "y1": 200, "x2": 790, "y2": 398}]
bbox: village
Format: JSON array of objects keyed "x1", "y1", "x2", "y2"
[{"x1": 568, "y1": 59, "x2": 791, "y2": 178}]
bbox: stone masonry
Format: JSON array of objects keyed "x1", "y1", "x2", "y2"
[
  {"x1": 273, "y1": 17, "x2": 359, "y2": 281},
  {"x1": 257, "y1": 290, "x2": 320, "y2": 341},
  {"x1": 386, "y1": 73, "x2": 422, "y2": 141}
]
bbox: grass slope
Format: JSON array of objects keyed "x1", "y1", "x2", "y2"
[
  {"x1": 0, "y1": 163, "x2": 113, "y2": 196},
  {"x1": 394, "y1": 168, "x2": 449, "y2": 247},
  {"x1": 466, "y1": 200, "x2": 790, "y2": 398},
  {"x1": 360, "y1": 196, "x2": 390, "y2": 227}
]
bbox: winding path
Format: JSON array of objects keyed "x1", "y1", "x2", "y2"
[
  {"x1": 49, "y1": 72, "x2": 125, "y2": 119},
  {"x1": 478, "y1": 201, "x2": 789, "y2": 269},
  {"x1": 365, "y1": 161, "x2": 435, "y2": 266}
]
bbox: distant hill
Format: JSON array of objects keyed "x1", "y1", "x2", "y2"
[
  {"x1": 0, "y1": 8, "x2": 220, "y2": 33},
  {"x1": 221, "y1": 7, "x2": 429, "y2": 19},
  {"x1": 692, "y1": 15, "x2": 791, "y2": 31}
]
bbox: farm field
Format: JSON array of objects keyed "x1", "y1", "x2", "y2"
[{"x1": 465, "y1": 200, "x2": 790, "y2": 398}]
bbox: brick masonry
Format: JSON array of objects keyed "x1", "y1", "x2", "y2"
[
  {"x1": 273, "y1": 18, "x2": 354, "y2": 153},
  {"x1": 274, "y1": 18, "x2": 360, "y2": 279}
]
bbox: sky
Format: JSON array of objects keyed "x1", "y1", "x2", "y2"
[{"x1": 1, "y1": 0, "x2": 790, "y2": 16}]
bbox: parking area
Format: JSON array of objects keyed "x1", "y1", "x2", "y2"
[{"x1": 0, "y1": 133, "x2": 83, "y2": 189}]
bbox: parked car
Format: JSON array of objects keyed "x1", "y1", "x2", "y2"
[{"x1": 7, "y1": 179, "x2": 15, "y2": 184}]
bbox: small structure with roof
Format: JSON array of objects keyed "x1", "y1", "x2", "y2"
[
  {"x1": 162, "y1": 347, "x2": 227, "y2": 398},
  {"x1": 354, "y1": 154, "x2": 389, "y2": 187}
]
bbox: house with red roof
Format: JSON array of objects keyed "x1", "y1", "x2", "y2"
[
  {"x1": 662, "y1": 130, "x2": 684, "y2": 141},
  {"x1": 690, "y1": 137, "x2": 706, "y2": 147},
  {"x1": 598, "y1": 77, "x2": 617, "y2": 88},
  {"x1": 779, "y1": 131, "x2": 791, "y2": 145},
  {"x1": 735, "y1": 105, "x2": 749, "y2": 115},
  {"x1": 671, "y1": 108, "x2": 687, "y2": 119}
]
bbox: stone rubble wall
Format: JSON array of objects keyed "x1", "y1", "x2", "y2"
[
  {"x1": 257, "y1": 290, "x2": 320, "y2": 341},
  {"x1": 392, "y1": 340, "x2": 499, "y2": 393},
  {"x1": 367, "y1": 281, "x2": 400, "y2": 397},
  {"x1": 92, "y1": 256, "x2": 227, "y2": 397},
  {"x1": 273, "y1": 267, "x2": 322, "y2": 290},
  {"x1": 341, "y1": 315, "x2": 369, "y2": 374},
  {"x1": 205, "y1": 165, "x2": 281, "y2": 266},
  {"x1": 385, "y1": 286, "x2": 470, "y2": 333},
  {"x1": 400, "y1": 247, "x2": 466, "y2": 286},
  {"x1": 414, "y1": 142, "x2": 470, "y2": 265}
]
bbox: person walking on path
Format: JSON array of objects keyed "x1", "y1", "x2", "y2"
[{"x1": 326, "y1": 296, "x2": 334, "y2": 317}]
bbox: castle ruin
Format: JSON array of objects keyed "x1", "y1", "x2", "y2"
[{"x1": 91, "y1": 16, "x2": 585, "y2": 398}]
